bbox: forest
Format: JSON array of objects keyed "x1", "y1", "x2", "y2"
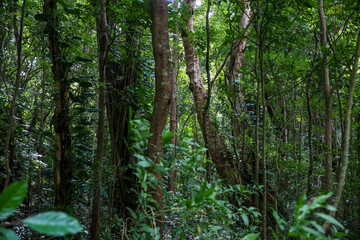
[{"x1": 0, "y1": 0, "x2": 360, "y2": 239}]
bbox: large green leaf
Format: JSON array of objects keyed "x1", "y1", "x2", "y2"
[
  {"x1": 23, "y1": 211, "x2": 83, "y2": 236},
  {"x1": 0, "y1": 228, "x2": 20, "y2": 240},
  {"x1": 315, "y1": 212, "x2": 345, "y2": 230},
  {"x1": 241, "y1": 233, "x2": 260, "y2": 240},
  {"x1": 0, "y1": 181, "x2": 27, "y2": 220}
]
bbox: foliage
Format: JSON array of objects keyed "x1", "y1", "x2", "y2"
[
  {"x1": 121, "y1": 115, "x2": 262, "y2": 239},
  {"x1": 0, "y1": 181, "x2": 83, "y2": 239},
  {"x1": 273, "y1": 191, "x2": 347, "y2": 239},
  {"x1": 1, "y1": 0, "x2": 360, "y2": 238}
]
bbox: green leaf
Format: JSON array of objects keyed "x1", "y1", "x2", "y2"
[
  {"x1": 211, "y1": 226, "x2": 222, "y2": 231},
  {"x1": 138, "y1": 160, "x2": 153, "y2": 168},
  {"x1": 126, "y1": 207, "x2": 137, "y2": 219},
  {"x1": 272, "y1": 211, "x2": 287, "y2": 232},
  {"x1": 309, "y1": 220, "x2": 325, "y2": 233},
  {"x1": 23, "y1": 211, "x2": 83, "y2": 236},
  {"x1": 302, "y1": 226, "x2": 326, "y2": 238},
  {"x1": 162, "y1": 130, "x2": 174, "y2": 145},
  {"x1": 310, "y1": 192, "x2": 333, "y2": 210},
  {"x1": 241, "y1": 233, "x2": 260, "y2": 240},
  {"x1": 325, "y1": 205, "x2": 337, "y2": 211},
  {"x1": 140, "y1": 224, "x2": 154, "y2": 234},
  {"x1": 295, "y1": 191, "x2": 307, "y2": 220},
  {"x1": 314, "y1": 212, "x2": 344, "y2": 229},
  {"x1": 241, "y1": 213, "x2": 249, "y2": 226},
  {"x1": 0, "y1": 181, "x2": 27, "y2": 220},
  {"x1": 0, "y1": 228, "x2": 20, "y2": 240},
  {"x1": 134, "y1": 154, "x2": 153, "y2": 168}
]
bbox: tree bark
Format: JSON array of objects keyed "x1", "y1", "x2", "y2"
[
  {"x1": 44, "y1": 0, "x2": 72, "y2": 208},
  {"x1": 168, "y1": 0, "x2": 179, "y2": 193},
  {"x1": 306, "y1": 77, "x2": 314, "y2": 195},
  {"x1": 90, "y1": 0, "x2": 107, "y2": 238},
  {"x1": 105, "y1": 22, "x2": 139, "y2": 226},
  {"x1": 181, "y1": 0, "x2": 238, "y2": 185},
  {"x1": 4, "y1": 0, "x2": 26, "y2": 190},
  {"x1": 147, "y1": 0, "x2": 173, "y2": 234},
  {"x1": 318, "y1": 0, "x2": 333, "y2": 193},
  {"x1": 226, "y1": 0, "x2": 251, "y2": 141},
  {"x1": 323, "y1": 30, "x2": 360, "y2": 232},
  {"x1": 260, "y1": 37, "x2": 267, "y2": 240}
]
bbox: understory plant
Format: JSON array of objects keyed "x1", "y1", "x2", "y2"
[
  {"x1": 0, "y1": 181, "x2": 83, "y2": 239},
  {"x1": 273, "y1": 191, "x2": 347, "y2": 239}
]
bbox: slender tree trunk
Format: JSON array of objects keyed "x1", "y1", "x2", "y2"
[
  {"x1": 90, "y1": 1, "x2": 107, "y2": 238},
  {"x1": 181, "y1": 0, "x2": 238, "y2": 185},
  {"x1": 254, "y1": 59, "x2": 260, "y2": 210},
  {"x1": 37, "y1": 36, "x2": 47, "y2": 210},
  {"x1": 148, "y1": 0, "x2": 173, "y2": 234},
  {"x1": 318, "y1": 0, "x2": 332, "y2": 193},
  {"x1": 306, "y1": 77, "x2": 314, "y2": 195},
  {"x1": 4, "y1": 0, "x2": 26, "y2": 190},
  {"x1": 323, "y1": 30, "x2": 360, "y2": 232},
  {"x1": 259, "y1": 39, "x2": 267, "y2": 240},
  {"x1": 44, "y1": 0, "x2": 72, "y2": 208},
  {"x1": 254, "y1": 1, "x2": 260, "y2": 210},
  {"x1": 292, "y1": 89, "x2": 297, "y2": 194},
  {"x1": 168, "y1": 0, "x2": 179, "y2": 193}
]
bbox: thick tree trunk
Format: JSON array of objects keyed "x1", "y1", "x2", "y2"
[
  {"x1": 44, "y1": 0, "x2": 72, "y2": 208},
  {"x1": 105, "y1": 25, "x2": 139, "y2": 225},
  {"x1": 148, "y1": 0, "x2": 173, "y2": 234},
  {"x1": 323, "y1": 31, "x2": 360, "y2": 232},
  {"x1": 4, "y1": 0, "x2": 26, "y2": 190},
  {"x1": 90, "y1": 1, "x2": 107, "y2": 238},
  {"x1": 318, "y1": 0, "x2": 333, "y2": 193},
  {"x1": 181, "y1": 0, "x2": 237, "y2": 185},
  {"x1": 226, "y1": 1, "x2": 251, "y2": 140}
]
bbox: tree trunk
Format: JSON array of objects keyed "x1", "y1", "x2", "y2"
[
  {"x1": 37, "y1": 36, "x2": 47, "y2": 210},
  {"x1": 168, "y1": 0, "x2": 179, "y2": 193},
  {"x1": 148, "y1": 0, "x2": 173, "y2": 235},
  {"x1": 323, "y1": 30, "x2": 360, "y2": 232},
  {"x1": 318, "y1": 0, "x2": 332, "y2": 193},
  {"x1": 181, "y1": 0, "x2": 238, "y2": 185},
  {"x1": 306, "y1": 77, "x2": 314, "y2": 195},
  {"x1": 225, "y1": 1, "x2": 252, "y2": 186},
  {"x1": 4, "y1": 0, "x2": 26, "y2": 190},
  {"x1": 226, "y1": 0, "x2": 251, "y2": 141},
  {"x1": 259, "y1": 37, "x2": 267, "y2": 240},
  {"x1": 105, "y1": 25, "x2": 139, "y2": 225},
  {"x1": 90, "y1": 0, "x2": 107, "y2": 238},
  {"x1": 44, "y1": 0, "x2": 72, "y2": 208}
]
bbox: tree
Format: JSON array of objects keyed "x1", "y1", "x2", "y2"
[
  {"x1": 181, "y1": 0, "x2": 238, "y2": 186},
  {"x1": 318, "y1": 0, "x2": 333, "y2": 194},
  {"x1": 147, "y1": 0, "x2": 173, "y2": 234},
  {"x1": 89, "y1": 0, "x2": 107, "y2": 238},
  {"x1": 44, "y1": 0, "x2": 72, "y2": 208},
  {"x1": 323, "y1": 30, "x2": 360, "y2": 232},
  {"x1": 3, "y1": 0, "x2": 26, "y2": 190}
]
